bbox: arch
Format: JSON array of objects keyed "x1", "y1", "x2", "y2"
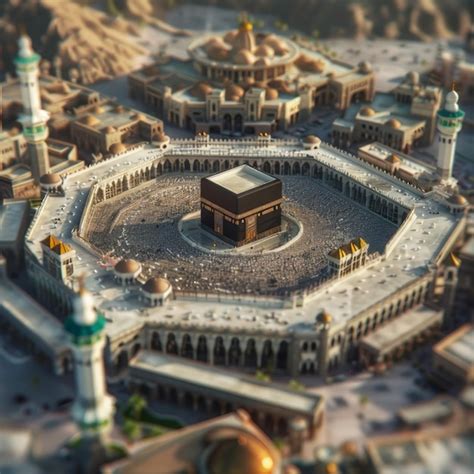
[
  {"x1": 131, "y1": 343, "x2": 141, "y2": 358},
  {"x1": 292, "y1": 162, "x2": 300, "y2": 175},
  {"x1": 302, "y1": 162, "x2": 310, "y2": 176},
  {"x1": 213, "y1": 160, "x2": 220, "y2": 173},
  {"x1": 203, "y1": 160, "x2": 210, "y2": 172},
  {"x1": 166, "y1": 333, "x2": 178, "y2": 355},
  {"x1": 283, "y1": 161, "x2": 291, "y2": 175},
  {"x1": 157, "y1": 162, "x2": 163, "y2": 175},
  {"x1": 223, "y1": 114, "x2": 232, "y2": 132},
  {"x1": 224, "y1": 160, "x2": 230, "y2": 170},
  {"x1": 184, "y1": 159, "x2": 190, "y2": 171},
  {"x1": 173, "y1": 160, "x2": 180, "y2": 172},
  {"x1": 234, "y1": 114, "x2": 243, "y2": 133},
  {"x1": 274, "y1": 162, "x2": 280, "y2": 175},
  {"x1": 164, "y1": 160, "x2": 171, "y2": 173},
  {"x1": 214, "y1": 336, "x2": 226, "y2": 366},
  {"x1": 263, "y1": 161, "x2": 271, "y2": 173},
  {"x1": 180, "y1": 334, "x2": 194, "y2": 359},
  {"x1": 193, "y1": 159, "x2": 200, "y2": 172},
  {"x1": 151, "y1": 332, "x2": 162, "y2": 351},
  {"x1": 276, "y1": 340, "x2": 288, "y2": 370},
  {"x1": 244, "y1": 339, "x2": 257, "y2": 368},
  {"x1": 228, "y1": 337, "x2": 242, "y2": 366},
  {"x1": 261, "y1": 340, "x2": 274, "y2": 371},
  {"x1": 196, "y1": 335, "x2": 208, "y2": 362},
  {"x1": 116, "y1": 350, "x2": 128, "y2": 371},
  {"x1": 184, "y1": 391, "x2": 194, "y2": 409}
]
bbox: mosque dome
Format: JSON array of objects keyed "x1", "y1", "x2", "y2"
[
  {"x1": 133, "y1": 113, "x2": 146, "y2": 121},
  {"x1": 223, "y1": 30, "x2": 238, "y2": 45},
  {"x1": 114, "y1": 259, "x2": 141, "y2": 274},
  {"x1": 40, "y1": 173, "x2": 62, "y2": 185},
  {"x1": 225, "y1": 83, "x2": 245, "y2": 101},
  {"x1": 82, "y1": 114, "x2": 100, "y2": 127},
  {"x1": 104, "y1": 126, "x2": 116, "y2": 133},
  {"x1": 153, "y1": 132, "x2": 170, "y2": 143},
  {"x1": 109, "y1": 142, "x2": 126, "y2": 154},
  {"x1": 359, "y1": 106, "x2": 375, "y2": 117},
  {"x1": 205, "y1": 37, "x2": 227, "y2": 52},
  {"x1": 304, "y1": 134, "x2": 320, "y2": 144},
  {"x1": 320, "y1": 310, "x2": 332, "y2": 324},
  {"x1": 265, "y1": 87, "x2": 279, "y2": 100},
  {"x1": 232, "y1": 21, "x2": 256, "y2": 52},
  {"x1": 406, "y1": 71, "x2": 419, "y2": 85},
  {"x1": 447, "y1": 193, "x2": 467, "y2": 206},
  {"x1": 255, "y1": 57, "x2": 271, "y2": 67},
  {"x1": 445, "y1": 89, "x2": 460, "y2": 112},
  {"x1": 190, "y1": 82, "x2": 213, "y2": 100},
  {"x1": 254, "y1": 44, "x2": 274, "y2": 58},
  {"x1": 358, "y1": 61, "x2": 372, "y2": 73},
  {"x1": 93, "y1": 105, "x2": 105, "y2": 114},
  {"x1": 263, "y1": 35, "x2": 287, "y2": 55},
  {"x1": 208, "y1": 45, "x2": 229, "y2": 61},
  {"x1": 143, "y1": 277, "x2": 171, "y2": 295},
  {"x1": 386, "y1": 118, "x2": 401, "y2": 129},
  {"x1": 233, "y1": 48, "x2": 256, "y2": 65},
  {"x1": 206, "y1": 431, "x2": 275, "y2": 474},
  {"x1": 386, "y1": 153, "x2": 401, "y2": 164}
]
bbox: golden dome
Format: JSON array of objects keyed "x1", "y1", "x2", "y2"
[
  {"x1": 82, "y1": 114, "x2": 100, "y2": 127},
  {"x1": 386, "y1": 118, "x2": 402, "y2": 129},
  {"x1": 265, "y1": 87, "x2": 279, "y2": 100},
  {"x1": 190, "y1": 82, "x2": 213, "y2": 100},
  {"x1": 114, "y1": 259, "x2": 140, "y2": 274},
  {"x1": 254, "y1": 44, "x2": 274, "y2": 58},
  {"x1": 207, "y1": 432, "x2": 275, "y2": 474},
  {"x1": 360, "y1": 106, "x2": 375, "y2": 117},
  {"x1": 387, "y1": 153, "x2": 401, "y2": 164},
  {"x1": 205, "y1": 37, "x2": 226, "y2": 52},
  {"x1": 109, "y1": 142, "x2": 126, "y2": 154},
  {"x1": 143, "y1": 277, "x2": 171, "y2": 294},
  {"x1": 320, "y1": 311, "x2": 332, "y2": 324},
  {"x1": 53, "y1": 241, "x2": 72, "y2": 255},
  {"x1": 329, "y1": 247, "x2": 346, "y2": 259},
  {"x1": 447, "y1": 194, "x2": 467, "y2": 206},
  {"x1": 133, "y1": 112, "x2": 146, "y2": 121},
  {"x1": 225, "y1": 83, "x2": 245, "y2": 101},
  {"x1": 233, "y1": 22, "x2": 256, "y2": 52},
  {"x1": 41, "y1": 234, "x2": 60, "y2": 249},
  {"x1": 40, "y1": 173, "x2": 62, "y2": 185},
  {"x1": 234, "y1": 48, "x2": 256, "y2": 65},
  {"x1": 356, "y1": 237, "x2": 368, "y2": 248}
]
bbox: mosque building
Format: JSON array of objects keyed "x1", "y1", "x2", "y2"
[{"x1": 128, "y1": 18, "x2": 374, "y2": 135}]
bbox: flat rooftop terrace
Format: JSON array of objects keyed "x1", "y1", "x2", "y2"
[
  {"x1": 130, "y1": 351, "x2": 322, "y2": 416},
  {"x1": 207, "y1": 164, "x2": 276, "y2": 194},
  {"x1": 435, "y1": 324, "x2": 474, "y2": 369}
]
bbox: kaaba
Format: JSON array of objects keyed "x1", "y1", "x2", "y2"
[{"x1": 200, "y1": 165, "x2": 282, "y2": 247}]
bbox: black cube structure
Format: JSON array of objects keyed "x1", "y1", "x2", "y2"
[{"x1": 201, "y1": 165, "x2": 282, "y2": 247}]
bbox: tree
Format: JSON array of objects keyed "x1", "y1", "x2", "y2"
[
  {"x1": 255, "y1": 370, "x2": 271, "y2": 383},
  {"x1": 127, "y1": 394, "x2": 147, "y2": 420},
  {"x1": 288, "y1": 379, "x2": 305, "y2": 391},
  {"x1": 123, "y1": 419, "x2": 140, "y2": 441}
]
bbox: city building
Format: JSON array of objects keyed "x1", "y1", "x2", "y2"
[
  {"x1": 327, "y1": 237, "x2": 369, "y2": 278},
  {"x1": 0, "y1": 198, "x2": 30, "y2": 276},
  {"x1": 332, "y1": 72, "x2": 442, "y2": 152},
  {"x1": 128, "y1": 352, "x2": 323, "y2": 438},
  {"x1": 200, "y1": 165, "x2": 282, "y2": 246},
  {"x1": 431, "y1": 323, "x2": 474, "y2": 388},
  {"x1": 0, "y1": 256, "x2": 71, "y2": 375},
  {"x1": 433, "y1": 46, "x2": 474, "y2": 101},
  {"x1": 103, "y1": 410, "x2": 285, "y2": 474},
  {"x1": 128, "y1": 19, "x2": 374, "y2": 134}
]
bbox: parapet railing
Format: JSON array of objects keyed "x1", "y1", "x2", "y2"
[{"x1": 383, "y1": 208, "x2": 417, "y2": 258}]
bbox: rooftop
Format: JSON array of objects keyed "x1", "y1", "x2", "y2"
[
  {"x1": 434, "y1": 324, "x2": 474, "y2": 369},
  {"x1": 0, "y1": 199, "x2": 29, "y2": 244},
  {"x1": 130, "y1": 351, "x2": 322, "y2": 415},
  {"x1": 206, "y1": 164, "x2": 277, "y2": 194}
]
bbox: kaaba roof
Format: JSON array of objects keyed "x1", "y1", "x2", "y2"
[{"x1": 207, "y1": 164, "x2": 277, "y2": 195}]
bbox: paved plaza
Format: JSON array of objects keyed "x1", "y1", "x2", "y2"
[{"x1": 88, "y1": 174, "x2": 396, "y2": 295}]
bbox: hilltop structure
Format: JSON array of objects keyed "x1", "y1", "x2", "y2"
[{"x1": 128, "y1": 19, "x2": 374, "y2": 134}]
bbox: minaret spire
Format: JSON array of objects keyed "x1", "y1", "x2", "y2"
[
  {"x1": 14, "y1": 34, "x2": 50, "y2": 183},
  {"x1": 65, "y1": 279, "x2": 114, "y2": 437},
  {"x1": 436, "y1": 86, "x2": 464, "y2": 182}
]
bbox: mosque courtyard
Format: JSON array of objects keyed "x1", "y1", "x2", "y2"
[{"x1": 87, "y1": 174, "x2": 397, "y2": 295}]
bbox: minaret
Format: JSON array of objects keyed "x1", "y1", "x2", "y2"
[
  {"x1": 436, "y1": 86, "x2": 464, "y2": 182},
  {"x1": 14, "y1": 35, "x2": 50, "y2": 182},
  {"x1": 65, "y1": 279, "x2": 114, "y2": 438}
]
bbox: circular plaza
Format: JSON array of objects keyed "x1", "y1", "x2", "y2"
[{"x1": 87, "y1": 174, "x2": 397, "y2": 296}]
